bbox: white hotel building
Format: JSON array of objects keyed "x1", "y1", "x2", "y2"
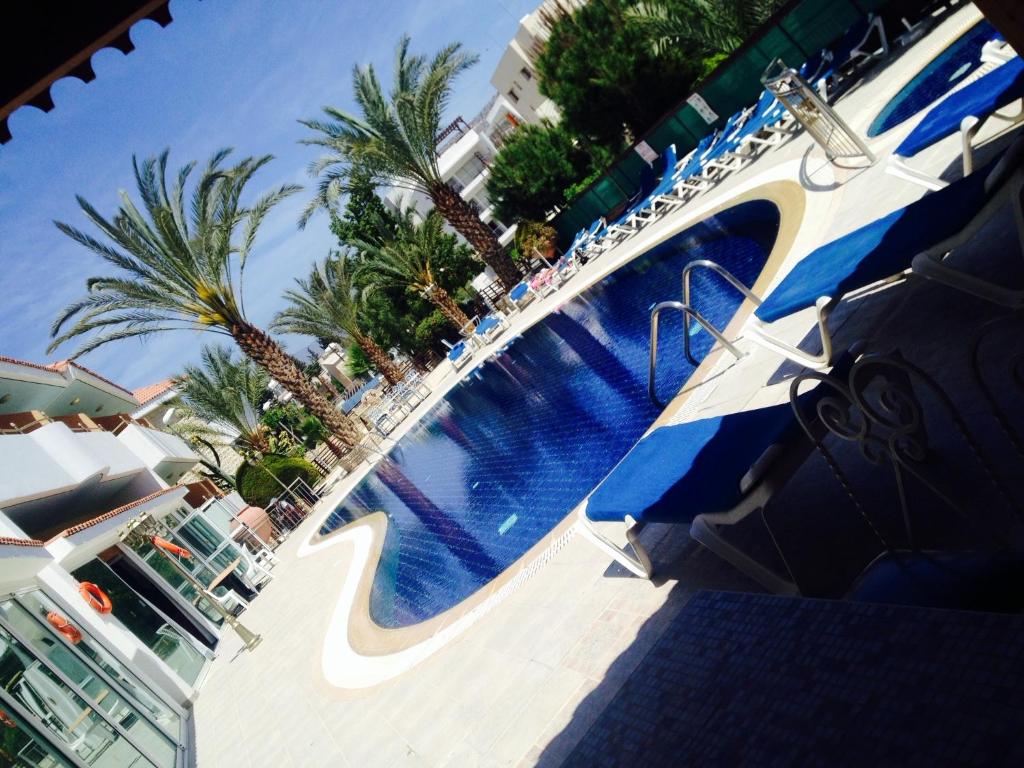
[{"x1": 0, "y1": 355, "x2": 277, "y2": 767}]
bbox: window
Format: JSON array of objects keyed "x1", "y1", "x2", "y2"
[
  {"x1": 506, "y1": 88, "x2": 519, "y2": 104},
  {"x1": 0, "y1": 616, "x2": 175, "y2": 766},
  {"x1": 520, "y1": 67, "x2": 532, "y2": 81}
]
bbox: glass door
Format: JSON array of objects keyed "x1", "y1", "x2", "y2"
[
  {"x1": 0, "y1": 621, "x2": 163, "y2": 767},
  {"x1": 11, "y1": 592, "x2": 182, "y2": 739},
  {"x1": 0, "y1": 694, "x2": 76, "y2": 767},
  {"x1": 70, "y1": 562, "x2": 207, "y2": 687},
  {"x1": 0, "y1": 598, "x2": 180, "y2": 767}
]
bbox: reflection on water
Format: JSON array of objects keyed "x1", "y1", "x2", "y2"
[{"x1": 322, "y1": 200, "x2": 781, "y2": 627}]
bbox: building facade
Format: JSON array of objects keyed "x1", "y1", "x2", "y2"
[
  {"x1": 0, "y1": 356, "x2": 279, "y2": 767},
  {"x1": 489, "y1": 1, "x2": 566, "y2": 126}
]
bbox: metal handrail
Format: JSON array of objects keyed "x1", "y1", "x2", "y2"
[
  {"x1": 649, "y1": 301, "x2": 745, "y2": 408},
  {"x1": 681, "y1": 259, "x2": 762, "y2": 366}
]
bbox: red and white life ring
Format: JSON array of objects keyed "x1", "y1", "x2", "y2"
[
  {"x1": 79, "y1": 582, "x2": 113, "y2": 614},
  {"x1": 46, "y1": 611, "x2": 83, "y2": 644}
]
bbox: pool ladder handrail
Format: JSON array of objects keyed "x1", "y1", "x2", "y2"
[
  {"x1": 682, "y1": 259, "x2": 763, "y2": 366},
  {"x1": 648, "y1": 260, "x2": 763, "y2": 408},
  {"x1": 649, "y1": 301, "x2": 744, "y2": 408}
]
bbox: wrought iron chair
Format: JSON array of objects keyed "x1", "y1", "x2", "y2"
[{"x1": 763, "y1": 349, "x2": 1024, "y2": 611}]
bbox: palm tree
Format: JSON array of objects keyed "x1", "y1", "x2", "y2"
[
  {"x1": 48, "y1": 149, "x2": 363, "y2": 446},
  {"x1": 628, "y1": 0, "x2": 786, "y2": 56},
  {"x1": 353, "y1": 209, "x2": 473, "y2": 330},
  {"x1": 299, "y1": 35, "x2": 521, "y2": 291},
  {"x1": 272, "y1": 255, "x2": 405, "y2": 385},
  {"x1": 175, "y1": 345, "x2": 271, "y2": 455}
]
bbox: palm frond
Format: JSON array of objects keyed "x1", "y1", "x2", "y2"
[{"x1": 51, "y1": 149, "x2": 292, "y2": 359}]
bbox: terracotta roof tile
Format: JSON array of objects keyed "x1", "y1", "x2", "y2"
[
  {"x1": 48, "y1": 360, "x2": 137, "y2": 399},
  {"x1": 0, "y1": 355, "x2": 62, "y2": 374},
  {"x1": 0, "y1": 355, "x2": 136, "y2": 400},
  {"x1": 132, "y1": 378, "x2": 176, "y2": 406},
  {"x1": 0, "y1": 536, "x2": 45, "y2": 548},
  {"x1": 47, "y1": 487, "x2": 184, "y2": 543}
]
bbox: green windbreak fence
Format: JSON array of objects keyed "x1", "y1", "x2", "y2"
[{"x1": 551, "y1": 0, "x2": 902, "y2": 242}]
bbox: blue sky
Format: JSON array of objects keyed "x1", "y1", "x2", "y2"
[{"x1": 0, "y1": 0, "x2": 537, "y2": 390}]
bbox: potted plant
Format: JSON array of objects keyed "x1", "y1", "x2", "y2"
[{"x1": 515, "y1": 221, "x2": 558, "y2": 262}]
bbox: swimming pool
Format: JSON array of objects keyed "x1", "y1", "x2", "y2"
[
  {"x1": 868, "y1": 20, "x2": 996, "y2": 137},
  {"x1": 321, "y1": 200, "x2": 781, "y2": 628}
]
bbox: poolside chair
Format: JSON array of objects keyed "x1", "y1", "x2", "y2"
[
  {"x1": 579, "y1": 352, "x2": 856, "y2": 590},
  {"x1": 766, "y1": 352, "x2": 1024, "y2": 612},
  {"x1": 686, "y1": 135, "x2": 1024, "y2": 370},
  {"x1": 886, "y1": 57, "x2": 1024, "y2": 189},
  {"x1": 471, "y1": 312, "x2": 509, "y2": 348},
  {"x1": 505, "y1": 280, "x2": 536, "y2": 312},
  {"x1": 602, "y1": 145, "x2": 679, "y2": 239},
  {"x1": 734, "y1": 90, "x2": 797, "y2": 155},
  {"x1": 446, "y1": 340, "x2": 472, "y2": 371},
  {"x1": 667, "y1": 132, "x2": 720, "y2": 201}
]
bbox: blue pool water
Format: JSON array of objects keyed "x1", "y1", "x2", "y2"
[
  {"x1": 321, "y1": 201, "x2": 781, "y2": 627},
  {"x1": 868, "y1": 21, "x2": 996, "y2": 137}
]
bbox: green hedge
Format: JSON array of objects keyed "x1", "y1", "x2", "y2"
[{"x1": 236, "y1": 454, "x2": 321, "y2": 507}]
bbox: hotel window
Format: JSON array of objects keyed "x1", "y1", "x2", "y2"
[
  {"x1": 520, "y1": 67, "x2": 532, "y2": 81},
  {"x1": 507, "y1": 88, "x2": 519, "y2": 104},
  {"x1": 0, "y1": 613, "x2": 177, "y2": 766}
]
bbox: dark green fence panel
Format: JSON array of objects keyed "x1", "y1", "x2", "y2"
[
  {"x1": 699, "y1": 47, "x2": 775, "y2": 118},
  {"x1": 780, "y1": 0, "x2": 862, "y2": 54},
  {"x1": 752, "y1": 26, "x2": 810, "y2": 72}
]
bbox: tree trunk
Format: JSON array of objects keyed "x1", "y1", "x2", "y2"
[
  {"x1": 356, "y1": 334, "x2": 404, "y2": 385},
  {"x1": 429, "y1": 182, "x2": 521, "y2": 290},
  {"x1": 428, "y1": 284, "x2": 473, "y2": 330},
  {"x1": 232, "y1": 322, "x2": 363, "y2": 447}
]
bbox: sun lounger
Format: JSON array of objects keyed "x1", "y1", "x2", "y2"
[
  {"x1": 887, "y1": 57, "x2": 1024, "y2": 189},
  {"x1": 579, "y1": 353, "x2": 854, "y2": 590},
  {"x1": 600, "y1": 145, "x2": 679, "y2": 240},
  {"x1": 505, "y1": 280, "x2": 535, "y2": 312},
  {"x1": 446, "y1": 340, "x2": 472, "y2": 371},
  {"x1": 472, "y1": 313, "x2": 508, "y2": 347},
  {"x1": 691, "y1": 136, "x2": 1024, "y2": 369}
]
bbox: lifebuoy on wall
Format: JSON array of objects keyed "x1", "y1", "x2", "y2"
[
  {"x1": 0, "y1": 710, "x2": 15, "y2": 728},
  {"x1": 46, "y1": 611, "x2": 83, "y2": 644},
  {"x1": 79, "y1": 582, "x2": 113, "y2": 614},
  {"x1": 151, "y1": 536, "x2": 193, "y2": 559}
]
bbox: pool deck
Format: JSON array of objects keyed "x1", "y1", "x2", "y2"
[{"x1": 195, "y1": 5, "x2": 1024, "y2": 765}]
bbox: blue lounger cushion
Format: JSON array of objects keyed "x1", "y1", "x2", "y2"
[
  {"x1": 754, "y1": 166, "x2": 990, "y2": 323},
  {"x1": 509, "y1": 282, "x2": 530, "y2": 301},
  {"x1": 895, "y1": 57, "x2": 1024, "y2": 158},
  {"x1": 447, "y1": 341, "x2": 468, "y2": 361},
  {"x1": 475, "y1": 316, "x2": 502, "y2": 336},
  {"x1": 586, "y1": 400, "x2": 803, "y2": 524},
  {"x1": 848, "y1": 551, "x2": 1024, "y2": 612}
]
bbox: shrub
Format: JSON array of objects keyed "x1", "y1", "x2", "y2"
[
  {"x1": 414, "y1": 310, "x2": 451, "y2": 351},
  {"x1": 236, "y1": 454, "x2": 321, "y2": 507},
  {"x1": 487, "y1": 121, "x2": 600, "y2": 223}
]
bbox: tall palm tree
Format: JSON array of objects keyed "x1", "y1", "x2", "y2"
[
  {"x1": 272, "y1": 255, "x2": 405, "y2": 386},
  {"x1": 353, "y1": 209, "x2": 472, "y2": 330},
  {"x1": 299, "y1": 35, "x2": 521, "y2": 291},
  {"x1": 175, "y1": 345, "x2": 270, "y2": 455},
  {"x1": 48, "y1": 149, "x2": 363, "y2": 446}
]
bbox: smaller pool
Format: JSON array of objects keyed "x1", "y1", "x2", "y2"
[{"x1": 868, "y1": 21, "x2": 996, "y2": 137}]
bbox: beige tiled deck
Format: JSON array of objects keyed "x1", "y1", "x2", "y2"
[{"x1": 195, "y1": 5, "x2": 1024, "y2": 765}]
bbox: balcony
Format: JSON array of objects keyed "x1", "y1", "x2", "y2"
[
  {"x1": 118, "y1": 422, "x2": 199, "y2": 485},
  {"x1": 0, "y1": 421, "x2": 147, "y2": 509}
]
